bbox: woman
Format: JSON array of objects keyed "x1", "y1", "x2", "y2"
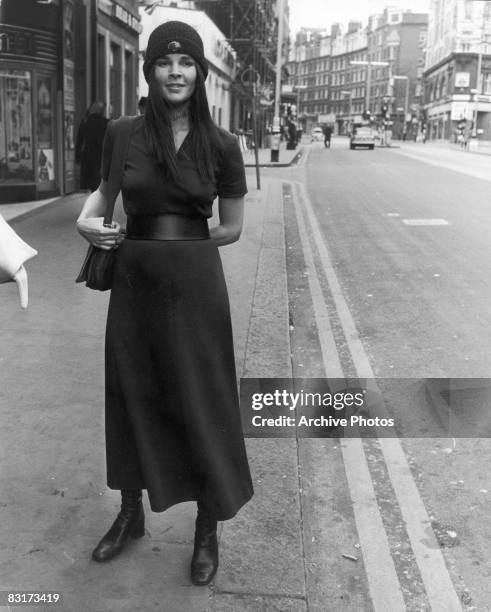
[
  {"x1": 76, "y1": 21, "x2": 254, "y2": 586},
  {"x1": 75, "y1": 101, "x2": 109, "y2": 192}
]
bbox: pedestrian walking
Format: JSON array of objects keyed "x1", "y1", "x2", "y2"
[
  {"x1": 75, "y1": 101, "x2": 109, "y2": 192},
  {"x1": 76, "y1": 20, "x2": 254, "y2": 586},
  {"x1": 323, "y1": 124, "x2": 333, "y2": 148}
]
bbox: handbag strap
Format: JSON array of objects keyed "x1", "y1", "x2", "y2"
[{"x1": 103, "y1": 116, "x2": 136, "y2": 227}]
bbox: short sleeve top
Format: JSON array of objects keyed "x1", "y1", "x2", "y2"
[{"x1": 101, "y1": 115, "x2": 247, "y2": 219}]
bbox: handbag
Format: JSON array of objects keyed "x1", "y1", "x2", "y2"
[
  {"x1": 0, "y1": 213, "x2": 38, "y2": 308},
  {"x1": 75, "y1": 116, "x2": 135, "y2": 291}
]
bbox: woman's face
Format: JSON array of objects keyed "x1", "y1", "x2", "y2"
[{"x1": 154, "y1": 54, "x2": 197, "y2": 105}]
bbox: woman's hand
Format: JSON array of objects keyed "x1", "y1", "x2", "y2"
[{"x1": 76, "y1": 217, "x2": 124, "y2": 250}]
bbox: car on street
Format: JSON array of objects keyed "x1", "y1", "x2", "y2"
[
  {"x1": 350, "y1": 125, "x2": 375, "y2": 150},
  {"x1": 311, "y1": 127, "x2": 324, "y2": 142}
]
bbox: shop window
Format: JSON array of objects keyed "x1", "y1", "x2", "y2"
[
  {"x1": 125, "y1": 49, "x2": 134, "y2": 115},
  {"x1": 110, "y1": 41, "x2": 122, "y2": 118},
  {"x1": 37, "y1": 75, "x2": 56, "y2": 189},
  {"x1": 0, "y1": 70, "x2": 34, "y2": 184}
]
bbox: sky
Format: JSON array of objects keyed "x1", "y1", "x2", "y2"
[{"x1": 288, "y1": 0, "x2": 430, "y2": 37}]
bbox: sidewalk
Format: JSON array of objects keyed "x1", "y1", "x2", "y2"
[
  {"x1": 393, "y1": 138, "x2": 491, "y2": 156},
  {"x1": 0, "y1": 175, "x2": 310, "y2": 611},
  {"x1": 0, "y1": 196, "x2": 64, "y2": 222},
  {"x1": 390, "y1": 139, "x2": 491, "y2": 183},
  {"x1": 242, "y1": 141, "x2": 304, "y2": 167}
]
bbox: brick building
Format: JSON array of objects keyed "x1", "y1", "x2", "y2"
[{"x1": 423, "y1": 0, "x2": 491, "y2": 144}]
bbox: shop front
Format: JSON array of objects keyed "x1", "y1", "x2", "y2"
[{"x1": 0, "y1": 2, "x2": 59, "y2": 203}]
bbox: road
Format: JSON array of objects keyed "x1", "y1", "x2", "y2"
[{"x1": 264, "y1": 138, "x2": 491, "y2": 611}]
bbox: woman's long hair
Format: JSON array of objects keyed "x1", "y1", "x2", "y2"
[{"x1": 144, "y1": 65, "x2": 224, "y2": 182}]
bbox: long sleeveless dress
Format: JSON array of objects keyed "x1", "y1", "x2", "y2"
[{"x1": 101, "y1": 116, "x2": 253, "y2": 520}]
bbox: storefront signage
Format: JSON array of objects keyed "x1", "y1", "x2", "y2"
[
  {"x1": 113, "y1": 3, "x2": 141, "y2": 32},
  {"x1": 451, "y1": 101, "x2": 471, "y2": 120},
  {"x1": 0, "y1": 27, "x2": 35, "y2": 57},
  {"x1": 455, "y1": 72, "x2": 470, "y2": 88}
]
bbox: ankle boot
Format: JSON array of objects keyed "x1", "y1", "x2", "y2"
[
  {"x1": 190, "y1": 502, "x2": 218, "y2": 586},
  {"x1": 92, "y1": 489, "x2": 145, "y2": 562}
]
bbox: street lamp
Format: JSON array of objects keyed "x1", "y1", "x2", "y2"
[
  {"x1": 350, "y1": 60, "x2": 390, "y2": 115},
  {"x1": 294, "y1": 84, "x2": 307, "y2": 122},
  {"x1": 392, "y1": 75, "x2": 410, "y2": 139},
  {"x1": 271, "y1": 0, "x2": 286, "y2": 162}
]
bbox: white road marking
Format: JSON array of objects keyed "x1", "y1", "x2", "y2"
[
  {"x1": 291, "y1": 183, "x2": 406, "y2": 611},
  {"x1": 387, "y1": 213, "x2": 401, "y2": 217},
  {"x1": 403, "y1": 219, "x2": 449, "y2": 226},
  {"x1": 292, "y1": 180, "x2": 463, "y2": 612}
]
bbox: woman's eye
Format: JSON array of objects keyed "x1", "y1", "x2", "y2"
[
  {"x1": 182, "y1": 59, "x2": 195, "y2": 67},
  {"x1": 156, "y1": 59, "x2": 170, "y2": 67}
]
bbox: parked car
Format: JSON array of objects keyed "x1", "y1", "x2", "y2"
[
  {"x1": 350, "y1": 125, "x2": 375, "y2": 150},
  {"x1": 311, "y1": 127, "x2": 324, "y2": 142}
]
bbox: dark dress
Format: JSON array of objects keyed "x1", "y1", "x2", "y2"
[
  {"x1": 75, "y1": 113, "x2": 109, "y2": 190},
  {"x1": 102, "y1": 116, "x2": 254, "y2": 521}
]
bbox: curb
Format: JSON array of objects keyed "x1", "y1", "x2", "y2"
[
  {"x1": 4, "y1": 193, "x2": 84, "y2": 225},
  {"x1": 244, "y1": 147, "x2": 304, "y2": 168}
]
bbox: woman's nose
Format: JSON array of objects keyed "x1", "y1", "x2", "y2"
[{"x1": 169, "y1": 62, "x2": 182, "y2": 76}]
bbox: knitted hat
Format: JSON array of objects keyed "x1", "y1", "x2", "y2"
[{"x1": 143, "y1": 21, "x2": 208, "y2": 82}]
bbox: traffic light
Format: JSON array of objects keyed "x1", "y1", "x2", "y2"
[{"x1": 362, "y1": 109, "x2": 371, "y2": 121}]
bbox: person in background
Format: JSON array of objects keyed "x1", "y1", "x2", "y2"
[
  {"x1": 75, "y1": 101, "x2": 109, "y2": 192},
  {"x1": 323, "y1": 124, "x2": 333, "y2": 148},
  {"x1": 76, "y1": 20, "x2": 253, "y2": 587}
]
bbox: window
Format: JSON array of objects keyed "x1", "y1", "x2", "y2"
[
  {"x1": 484, "y1": 73, "x2": 491, "y2": 94},
  {"x1": 110, "y1": 41, "x2": 122, "y2": 117},
  {"x1": 0, "y1": 70, "x2": 34, "y2": 185},
  {"x1": 124, "y1": 50, "x2": 134, "y2": 115}
]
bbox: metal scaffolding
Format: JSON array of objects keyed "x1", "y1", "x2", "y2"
[{"x1": 194, "y1": 0, "x2": 278, "y2": 95}]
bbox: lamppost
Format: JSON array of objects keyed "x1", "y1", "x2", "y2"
[
  {"x1": 392, "y1": 75, "x2": 410, "y2": 140},
  {"x1": 350, "y1": 60, "x2": 390, "y2": 116},
  {"x1": 271, "y1": 0, "x2": 286, "y2": 162},
  {"x1": 294, "y1": 84, "x2": 307, "y2": 137}
]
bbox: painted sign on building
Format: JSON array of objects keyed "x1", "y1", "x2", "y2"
[{"x1": 455, "y1": 72, "x2": 470, "y2": 88}]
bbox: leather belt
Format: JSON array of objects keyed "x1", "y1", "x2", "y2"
[{"x1": 126, "y1": 214, "x2": 210, "y2": 241}]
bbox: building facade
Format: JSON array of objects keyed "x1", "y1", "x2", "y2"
[
  {"x1": 0, "y1": 0, "x2": 140, "y2": 203},
  {"x1": 287, "y1": 8, "x2": 428, "y2": 139},
  {"x1": 424, "y1": 0, "x2": 491, "y2": 143},
  {"x1": 366, "y1": 9, "x2": 428, "y2": 140},
  {"x1": 285, "y1": 28, "x2": 330, "y2": 134},
  {"x1": 329, "y1": 22, "x2": 367, "y2": 135}
]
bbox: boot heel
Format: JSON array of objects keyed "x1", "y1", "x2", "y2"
[{"x1": 132, "y1": 515, "x2": 145, "y2": 539}]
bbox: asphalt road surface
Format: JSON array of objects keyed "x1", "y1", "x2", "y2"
[{"x1": 264, "y1": 138, "x2": 491, "y2": 611}]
